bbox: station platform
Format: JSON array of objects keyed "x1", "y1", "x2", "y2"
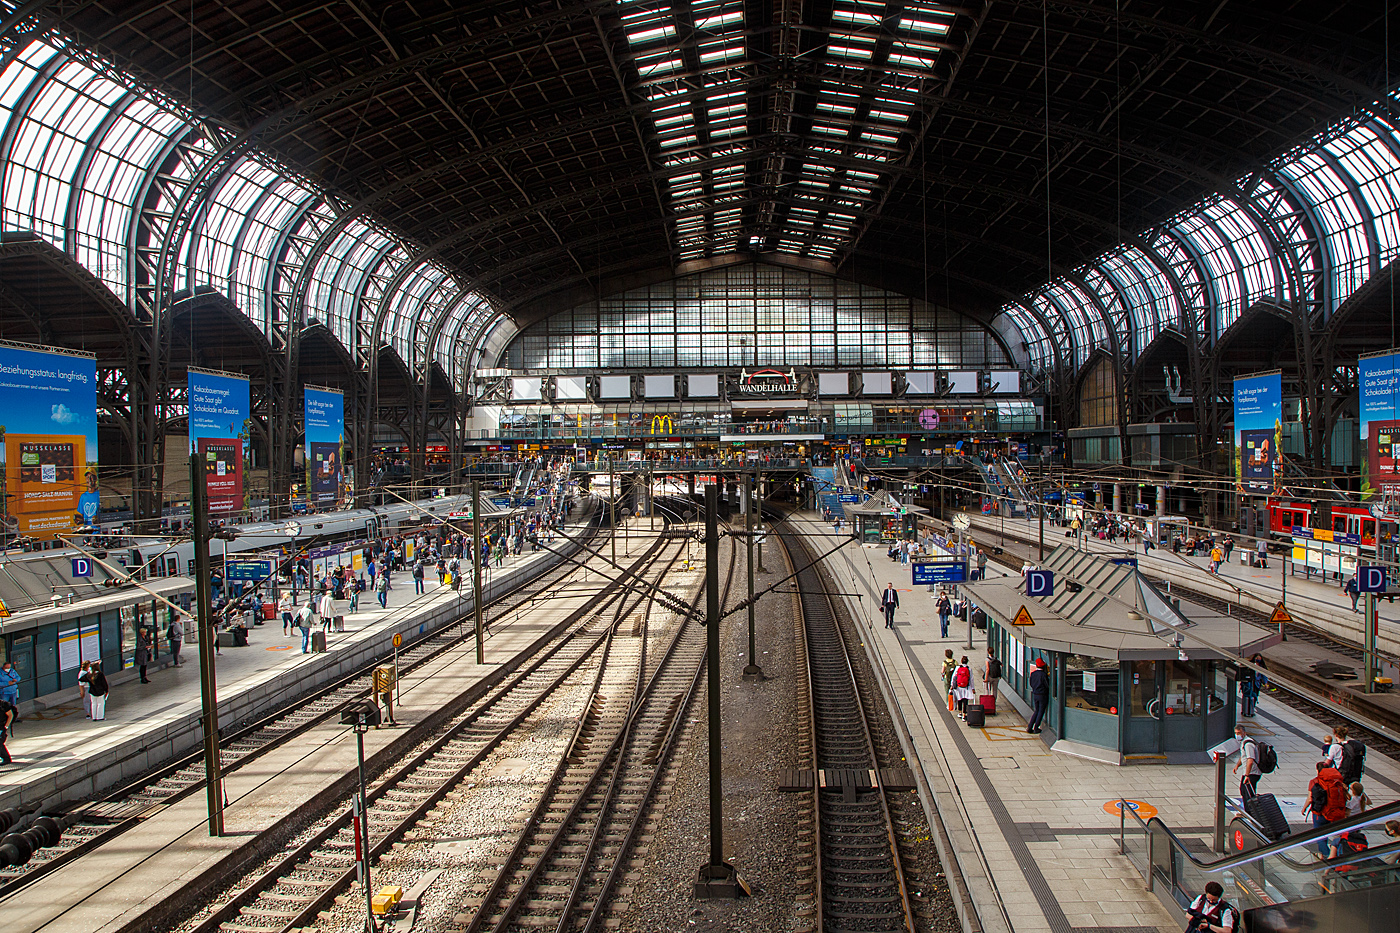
[
  {"x1": 6, "y1": 523, "x2": 674, "y2": 933},
  {"x1": 0, "y1": 512, "x2": 597, "y2": 813},
  {"x1": 790, "y1": 511, "x2": 1400, "y2": 933},
  {"x1": 961, "y1": 512, "x2": 1400, "y2": 731}
]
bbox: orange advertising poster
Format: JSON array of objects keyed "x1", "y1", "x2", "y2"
[{"x1": 5, "y1": 434, "x2": 87, "y2": 536}]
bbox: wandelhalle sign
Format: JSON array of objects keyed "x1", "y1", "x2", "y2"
[{"x1": 736, "y1": 368, "x2": 801, "y2": 394}]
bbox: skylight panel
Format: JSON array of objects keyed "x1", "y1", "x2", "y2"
[{"x1": 626, "y1": 24, "x2": 678, "y2": 45}]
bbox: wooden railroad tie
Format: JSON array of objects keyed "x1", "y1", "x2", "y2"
[{"x1": 777, "y1": 767, "x2": 916, "y2": 793}]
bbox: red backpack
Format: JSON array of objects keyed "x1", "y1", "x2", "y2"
[
  {"x1": 1320, "y1": 772, "x2": 1348, "y2": 822},
  {"x1": 955, "y1": 666, "x2": 971, "y2": 688}
]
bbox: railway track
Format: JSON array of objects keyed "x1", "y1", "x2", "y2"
[
  {"x1": 458, "y1": 538, "x2": 733, "y2": 933},
  {"x1": 0, "y1": 503, "x2": 610, "y2": 901},
  {"x1": 182, "y1": 525, "x2": 701, "y2": 933},
  {"x1": 774, "y1": 516, "x2": 916, "y2": 933}
]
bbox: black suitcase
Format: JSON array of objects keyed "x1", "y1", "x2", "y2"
[
  {"x1": 965, "y1": 705, "x2": 986, "y2": 727},
  {"x1": 1244, "y1": 792, "x2": 1290, "y2": 841}
]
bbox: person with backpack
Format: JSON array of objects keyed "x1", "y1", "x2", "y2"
[
  {"x1": 1338, "y1": 726, "x2": 1366, "y2": 784},
  {"x1": 1302, "y1": 760, "x2": 1348, "y2": 858},
  {"x1": 951, "y1": 656, "x2": 976, "y2": 718},
  {"x1": 1184, "y1": 881, "x2": 1239, "y2": 933},
  {"x1": 376, "y1": 571, "x2": 389, "y2": 608},
  {"x1": 1233, "y1": 725, "x2": 1274, "y2": 798},
  {"x1": 983, "y1": 647, "x2": 1002, "y2": 703},
  {"x1": 940, "y1": 649, "x2": 957, "y2": 698}
]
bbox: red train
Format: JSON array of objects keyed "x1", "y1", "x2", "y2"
[{"x1": 1266, "y1": 498, "x2": 1397, "y2": 553}]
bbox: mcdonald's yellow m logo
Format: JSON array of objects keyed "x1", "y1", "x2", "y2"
[{"x1": 650, "y1": 415, "x2": 674, "y2": 435}]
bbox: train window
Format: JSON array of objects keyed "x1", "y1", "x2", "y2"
[{"x1": 1334, "y1": 514, "x2": 1347, "y2": 534}]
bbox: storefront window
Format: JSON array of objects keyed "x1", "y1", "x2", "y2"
[
  {"x1": 1209, "y1": 664, "x2": 1231, "y2": 715},
  {"x1": 120, "y1": 604, "x2": 137, "y2": 670},
  {"x1": 1065, "y1": 655, "x2": 1120, "y2": 714},
  {"x1": 1164, "y1": 659, "x2": 1203, "y2": 717}
]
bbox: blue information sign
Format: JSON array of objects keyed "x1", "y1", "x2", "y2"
[
  {"x1": 1025, "y1": 569, "x2": 1054, "y2": 597},
  {"x1": 839, "y1": 493, "x2": 862, "y2": 503},
  {"x1": 225, "y1": 559, "x2": 273, "y2": 582},
  {"x1": 912, "y1": 560, "x2": 967, "y2": 585},
  {"x1": 1358, "y1": 565, "x2": 1388, "y2": 593},
  {"x1": 71, "y1": 556, "x2": 92, "y2": 578}
]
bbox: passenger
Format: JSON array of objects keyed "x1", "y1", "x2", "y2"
[
  {"x1": 1026, "y1": 658, "x2": 1050, "y2": 733},
  {"x1": 951, "y1": 658, "x2": 975, "y2": 718},
  {"x1": 941, "y1": 649, "x2": 957, "y2": 697},
  {"x1": 377, "y1": 572, "x2": 390, "y2": 608},
  {"x1": 297, "y1": 602, "x2": 315, "y2": 653},
  {"x1": 0, "y1": 660, "x2": 20, "y2": 708},
  {"x1": 81, "y1": 662, "x2": 110, "y2": 721},
  {"x1": 983, "y1": 647, "x2": 1002, "y2": 703},
  {"x1": 1234, "y1": 725, "x2": 1263, "y2": 799},
  {"x1": 280, "y1": 590, "x2": 296, "y2": 635},
  {"x1": 167, "y1": 613, "x2": 184, "y2": 667},
  {"x1": 0, "y1": 697, "x2": 12, "y2": 766},
  {"x1": 1303, "y1": 760, "x2": 1348, "y2": 858},
  {"x1": 1256, "y1": 538, "x2": 1269, "y2": 569},
  {"x1": 78, "y1": 660, "x2": 92, "y2": 719},
  {"x1": 936, "y1": 590, "x2": 952, "y2": 638},
  {"x1": 1183, "y1": 881, "x2": 1239, "y2": 933},
  {"x1": 135, "y1": 626, "x2": 153, "y2": 684}
]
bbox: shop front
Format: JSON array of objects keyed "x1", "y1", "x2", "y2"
[{"x1": 968, "y1": 546, "x2": 1277, "y2": 764}]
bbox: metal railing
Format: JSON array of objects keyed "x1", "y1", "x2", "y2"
[{"x1": 1119, "y1": 797, "x2": 1400, "y2": 922}]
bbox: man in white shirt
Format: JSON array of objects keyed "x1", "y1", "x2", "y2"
[{"x1": 1233, "y1": 725, "x2": 1261, "y2": 798}]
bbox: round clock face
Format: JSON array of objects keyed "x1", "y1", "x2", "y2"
[{"x1": 919, "y1": 408, "x2": 940, "y2": 430}]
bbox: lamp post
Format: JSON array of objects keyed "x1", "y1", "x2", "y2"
[
  {"x1": 342, "y1": 700, "x2": 381, "y2": 933},
  {"x1": 472, "y1": 480, "x2": 483, "y2": 665}
]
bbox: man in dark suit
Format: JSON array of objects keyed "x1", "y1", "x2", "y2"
[{"x1": 880, "y1": 583, "x2": 899, "y2": 629}]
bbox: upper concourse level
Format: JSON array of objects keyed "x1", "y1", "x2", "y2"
[{"x1": 1, "y1": 24, "x2": 1399, "y2": 398}]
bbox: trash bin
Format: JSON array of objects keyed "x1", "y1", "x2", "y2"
[{"x1": 262, "y1": 601, "x2": 277, "y2": 620}]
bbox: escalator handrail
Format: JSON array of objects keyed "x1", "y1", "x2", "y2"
[
  {"x1": 1228, "y1": 812, "x2": 1400, "y2": 872},
  {"x1": 1126, "y1": 797, "x2": 1400, "y2": 873}
]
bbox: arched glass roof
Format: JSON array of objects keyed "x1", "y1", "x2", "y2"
[
  {"x1": 0, "y1": 36, "x2": 497, "y2": 382},
  {"x1": 998, "y1": 101, "x2": 1400, "y2": 371}
]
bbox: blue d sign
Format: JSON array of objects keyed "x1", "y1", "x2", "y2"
[
  {"x1": 1026, "y1": 569, "x2": 1054, "y2": 597},
  {"x1": 1358, "y1": 565, "x2": 1387, "y2": 594},
  {"x1": 71, "y1": 557, "x2": 92, "y2": 578}
]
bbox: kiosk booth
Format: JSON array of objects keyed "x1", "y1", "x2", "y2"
[{"x1": 963, "y1": 546, "x2": 1279, "y2": 764}]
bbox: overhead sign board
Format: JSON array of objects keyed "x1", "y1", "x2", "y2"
[
  {"x1": 911, "y1": 560, "x2": 967, "y2": 585},
  {"x1": 1358, "y1": 565, "x2": 1388, "y2": 594},
  {"x1": 225, "y1": 559, "x2": 273, "y2": 582},
  {"x1": 1025, "y1": 569, "x2": 1053, "y2": 597}
]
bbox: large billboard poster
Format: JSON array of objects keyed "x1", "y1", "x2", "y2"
[
  {"x1": 1233, "y1": 371, "x2": 1282, "y2": 495},
  {"x1": 1360, "y1": 349, "x2": 1400, "y2": 500},
  {"x1": 0, "y1": 342, "x2": 99, "y2": 539},
  {"x1": 304, "y1": 386, "x2": 344, "y2": 508},
  {"x1": 188, "y1": 368, "x2": 251, "y2": 514}
]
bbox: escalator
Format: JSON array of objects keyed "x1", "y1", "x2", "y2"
[{"x1": 1119, "y1": 797, "x2": 1400, "y2": 932}]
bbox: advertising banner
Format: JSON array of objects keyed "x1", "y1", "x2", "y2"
[
  {"x1": 0, "y1": 342, "x2": 99, "y2": 539},
  {"x1": 1233, "y1": 371, "x2": 1282, "y2": 495},
  {"x1": 188, "y1": 368, "x2": 251, "y2": 514},
  {"x1": 304, "y1": 386, "x2": 345, "y2": 508},
  {"x1": 1360, "y1": 349, "x2": 1400, "y2": 500}
]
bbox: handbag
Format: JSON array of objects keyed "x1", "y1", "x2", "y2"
[{"x1": 947, "y1": 692, "x2": 956, "y2": 712}]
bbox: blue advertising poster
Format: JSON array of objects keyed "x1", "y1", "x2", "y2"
[
  {"x1": 304, "y1": 386, "x2": 345, "y2": 508},
  {"x1": 1360, "y1": 350, "x2": 1400, "y2": 500},
  {"x1": 0, "y1": 341, "x2": 99, "y2": 539},
  {"x1": 188, "y1": 367, "x2": 251, "y2": 514},
  {"x1": 1232, "y1": 371, "x2": 1281, "y2": 495}
]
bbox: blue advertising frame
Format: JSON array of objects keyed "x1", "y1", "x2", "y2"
[
  {"x1": 1360, "y1": 349, "x2": 1400, "y2": 501},
  {"x1": 188, "y1": 367, "x2": 251, "y2": 514},
  {"x1": 304, "y1": 385, "x2": 345, "y2": 508},
  {"x1": 1232, "y1": 371, "x2": 1281, "y2": 495},
  {"x1": 0, "y1": 340, "x2": 99, "y2": 537}
]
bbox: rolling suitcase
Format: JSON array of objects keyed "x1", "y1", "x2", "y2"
[
  {"x1": 965, "y1": 705, "x2": 986, "y2": 727},
  {"x1": 979, "y1": 694, "x2": 997, "y2": 715},
  {"x1": 311, "y1": 630, "x2": 327, "y2": 653},
  {"x1": 1243, "y1": 792, "x2": 1290, "y2": 841}
]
